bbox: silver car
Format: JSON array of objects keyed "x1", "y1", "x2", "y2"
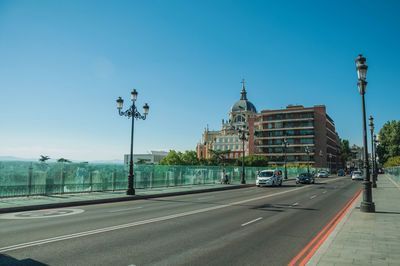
[
  {"x1": 317, "y1": 171, "x2": 329, "y2": 178},
  {"x1": 351, "y1": 171, "x2": 363, "y2": 180}
]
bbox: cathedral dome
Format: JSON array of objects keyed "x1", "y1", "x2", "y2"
[{"x1": 230, "y1": 85, "x2": 257, "y2": 113}]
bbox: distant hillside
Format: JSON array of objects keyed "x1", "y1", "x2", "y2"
[{"x1": 0, "y1": 156, "x2": 123, "y2": 164}]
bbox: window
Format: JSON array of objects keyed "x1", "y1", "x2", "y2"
[
  {"x1": 286, "y1": 113, "x2": 294, "y2": 119},
  {"x1": 286, "y1": 130, "x2": 295, "y2": 136},
  {"x1": 276, "y1": 114, "x2": 283, "y2": 120},
  {"x1": 300, "y1": 138, "x2": 314, "y2": 144},
  {"x1": 275, "y1": 131, "x2": 283, "y2": 136},
  {"x1": 300, "y1": 130, "x2": 314, "y2": 135},
  {"x1": 275, "y1": 147, "x2": 283, "y2": 153},
  {"x1": 300, "y1": 113, "x2": 313, "y2": 118},
  {"x1": 268, "y1": 123, "x2": 273, "y2": 129}
]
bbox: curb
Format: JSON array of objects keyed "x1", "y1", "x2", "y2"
[{"x1": 0, "y1": 184, "x2": 254, "y2": 214}]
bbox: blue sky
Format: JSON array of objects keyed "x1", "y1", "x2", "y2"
[{"x1": 0, "y1": 0, "x2": 399, "y2": 161}]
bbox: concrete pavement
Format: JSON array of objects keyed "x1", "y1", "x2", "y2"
[{"x1": 308, "y1": 174, "x2": 400, "y2": 265}]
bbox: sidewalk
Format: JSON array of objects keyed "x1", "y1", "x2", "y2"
[
  {"x1": 0, "y1": 182, "x2": 253, "y2": 214},
  {"x1": 308, "y1": 174, "x2": 400, "y2": 265}
]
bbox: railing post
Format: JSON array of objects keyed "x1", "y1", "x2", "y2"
[
  {"x1": 89, "y1": 170, "x2": 93, "y2": 192},
  {"x1": 112, "y1": 169, "x2": 116, "y2": 192},
  {"x1": 27, "y1": 164, "x2": 33, "y2": 197},
  {"x1": 60, "y1": 165, "x2": 65, "y2": 194}
]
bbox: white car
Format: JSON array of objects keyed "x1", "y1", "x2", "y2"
[
  {"x1": 317, "y1": 171, "x2": 329, "y2": 178},
  {"x1": 351, "y1": 171, "x2": 364, "y2": 180},
  {"x1": 256, "y1": 170, "x2": 283, "y2": 187}
]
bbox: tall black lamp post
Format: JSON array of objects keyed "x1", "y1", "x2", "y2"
[
  {"x1": 369, "y1": 116, "x2": 377, "y2": 188},
  {"x1": 116, "y1": 89, "x2": 149, "y2": 195},
  {"x1": 374, "y1": 134, "x2": 378, "y2": 181},
  {"x1": 328, "y1": 153, "x2": 332, "y2": 174},
  {"x1": 355, "y1": 54, "x2": 375, "y2": 212},
  {"x1": 305, "y1": 146, "x2": 311, "y2": 174},
  {"x1": 283, "y1": 138, "x2": 289, "y2": 179},
  {"x1": 238, "y1": 128, "x2": 249, "y2": 184}
]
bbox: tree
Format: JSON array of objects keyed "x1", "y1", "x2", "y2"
[
  {"x1": 377, "y1": 120, "x2": 400, "y2": 165},
  {"x1": 340, "y1": 139, "x2": 351, "y2": 168},
  {"x1": 181, "y1": 150, "x2": 199, "y2": 165},
  {"x1": 235, "y1": 154, "x2": 269, "y2": 167},
  {"x1": 384, "y1": 156, "x2": 400, "y2": 167},
  {"x1": 208, "y1": 149, "x2": 231, "y2": 166},
  {"x1": 39, "y1": 155, "x2": 50, "y2": 163},
  {"x1": 136, "y1": 158, "x2": 151, "y2": 164},
  {"x1": 57, "y1": 158, "x2": 72, "y2": 163},
  {"x1": 159, "y1": 150, "x2": 184, "y2": 165}
]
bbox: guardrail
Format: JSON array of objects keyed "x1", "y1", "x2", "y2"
[{"x1": 0, "y1": 161, "x2": 328, "y2": 197}]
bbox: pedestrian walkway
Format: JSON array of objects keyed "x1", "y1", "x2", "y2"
[
  {"x1": 0, "y1": 183, "x2": 252, "y2": 213},
  {"x1": 308, "y1": 175, "x2": 400, "y2": 265}
]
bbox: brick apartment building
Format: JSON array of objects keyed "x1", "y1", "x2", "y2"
[{"x1": 249, "y1": 105, "x2": 341, "y2": 169}]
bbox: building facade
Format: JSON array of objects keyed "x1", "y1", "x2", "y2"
[
  {"x1": 124, "y1": 151, "x2": 169, "y2": 165},
  {"x1": 251, "y1": 105, "x2": 341, "y2": 169},
  {"x1": 196, "y1": 82, "x2": 257, "y2": 159}
]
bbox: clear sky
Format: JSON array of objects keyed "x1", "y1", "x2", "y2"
[{"x1": 1, "y1": 0, "x2": 399, "y2": 161}]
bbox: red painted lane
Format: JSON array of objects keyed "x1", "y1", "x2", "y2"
[{"x1": 288, "y1": 188, "x2": 362, "y2": 266}]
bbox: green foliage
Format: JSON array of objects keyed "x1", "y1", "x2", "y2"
[
  {"x1": 377, "y1": 120, "x2": 400, "y2": 165},
  {"x1": 384, "y1": 156, "x2": 400, "y2": 167},
  {"x1": 159, "y1": 150, "x2": 184, "y2": 165},
  {"x1": 209, "y1": 149, "x2": 231, "y2": 166},
  {"x1": 340, "y1": 139, "x2": 351, "y2": 166},
  {"x1": 136, "y1": 158, "x2": 151, "y2": 164},
  {"x1": 39, "y1": 155, "x2": 50, "y2": 162},
  {"x1": 235, "y1": 154, "x2": 269, "y2": 167},
  {"x1": 181, "y1": 150, "x2": 200, "y2": 165},
  {"x1": 57, "y1": 158, "x2": 71, "y2": 163}
]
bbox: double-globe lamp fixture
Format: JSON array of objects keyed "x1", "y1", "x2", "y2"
[
  {"x1": 116, "y1": 89, "x2": 149, "y2": 195},
  {"x1": 355, "y1": 54, "x2": 375, "y2": 212}
]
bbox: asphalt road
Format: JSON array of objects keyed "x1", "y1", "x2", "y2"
[{"x1": 0, "y1": 176, "x2": 361, "y2": 266}]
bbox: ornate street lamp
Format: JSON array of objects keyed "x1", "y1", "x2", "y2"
[
  {"x1": 237, "y1": 127, "x2": 249, "y2": 184},
  {"x1": 305, "y1": 146, "x2": 311, "y2": 174},
  {"x1": 369, "y1": 116, "x2": 377, "y2": 188},
  {"x1": 283, "y1": 138, "x2": 289, "y2": 179},
  {"x1": 374, "y1": 134, "x2": 378, "y2": 181},
  {"x1": 116, "y1": 89, "x2": 149, "y2": 195},
  {"x1": 329, "y1": 153, "x2": 332, "y2": 174},
  {"x1": 355, "y1": 54, "x2": 375, "y2": 212}
]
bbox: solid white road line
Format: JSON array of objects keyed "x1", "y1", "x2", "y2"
[
  {"x1": 241, "y1": 217, "x2": 263, "y2": 227},
  {"x1": 107, "y1": 207, "x2": 143, "y2": 213},
  {"x1": 310, "y1": 195, "x2": 317, "y2": 199},
  {"x1": 322, "y1": 191, "x2": 327, "y2": 194},
  {"x1": 291, "y1": 202, "x2": 299, "y2": 207}
]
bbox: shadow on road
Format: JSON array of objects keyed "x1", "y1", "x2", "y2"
[
  {"x1": 251, "y1": 203, "x2": 316, "y2": 212},
  {"x1": 0, "y1": 254, "x2": 48, "y2": 266}
]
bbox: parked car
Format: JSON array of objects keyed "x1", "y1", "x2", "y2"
[
  {"x1": 296, "y1": 173, "x2": 315, "y2": 184},
  {"x1": 256, "y1": 170, "x2": 283, "y2": 187},
  {"x1": 317, "y1": 171, "x2": 329, "y2": 178},
  {"x1": 351, "y1": 170, "x2": 364, "y2": 180},
  {"x1": 337, "y1": 169, "x2": 345, "y2": 176}
]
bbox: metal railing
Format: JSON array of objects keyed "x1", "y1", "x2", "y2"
[
  {"x1": 385, "y1": 167, "x2": 400, "y2": 184},
  {"x1": 0, "y1": 161, "x2": 328, "y2": 198}
]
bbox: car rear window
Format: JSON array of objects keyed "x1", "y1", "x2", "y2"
[{"x1": 259, "y1": 171, "x2": 274, "y2": 177}]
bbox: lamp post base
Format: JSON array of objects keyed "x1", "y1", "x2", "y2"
[
  {"x1": 360, "y1": 201, "x2": 375, "y2": 212},
  {"x1": 126, "y1": 188, "x2": 135, "y2": 195},
  {"x1": 372, "y1": 183, "x2": 377, "y2": 188}
]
